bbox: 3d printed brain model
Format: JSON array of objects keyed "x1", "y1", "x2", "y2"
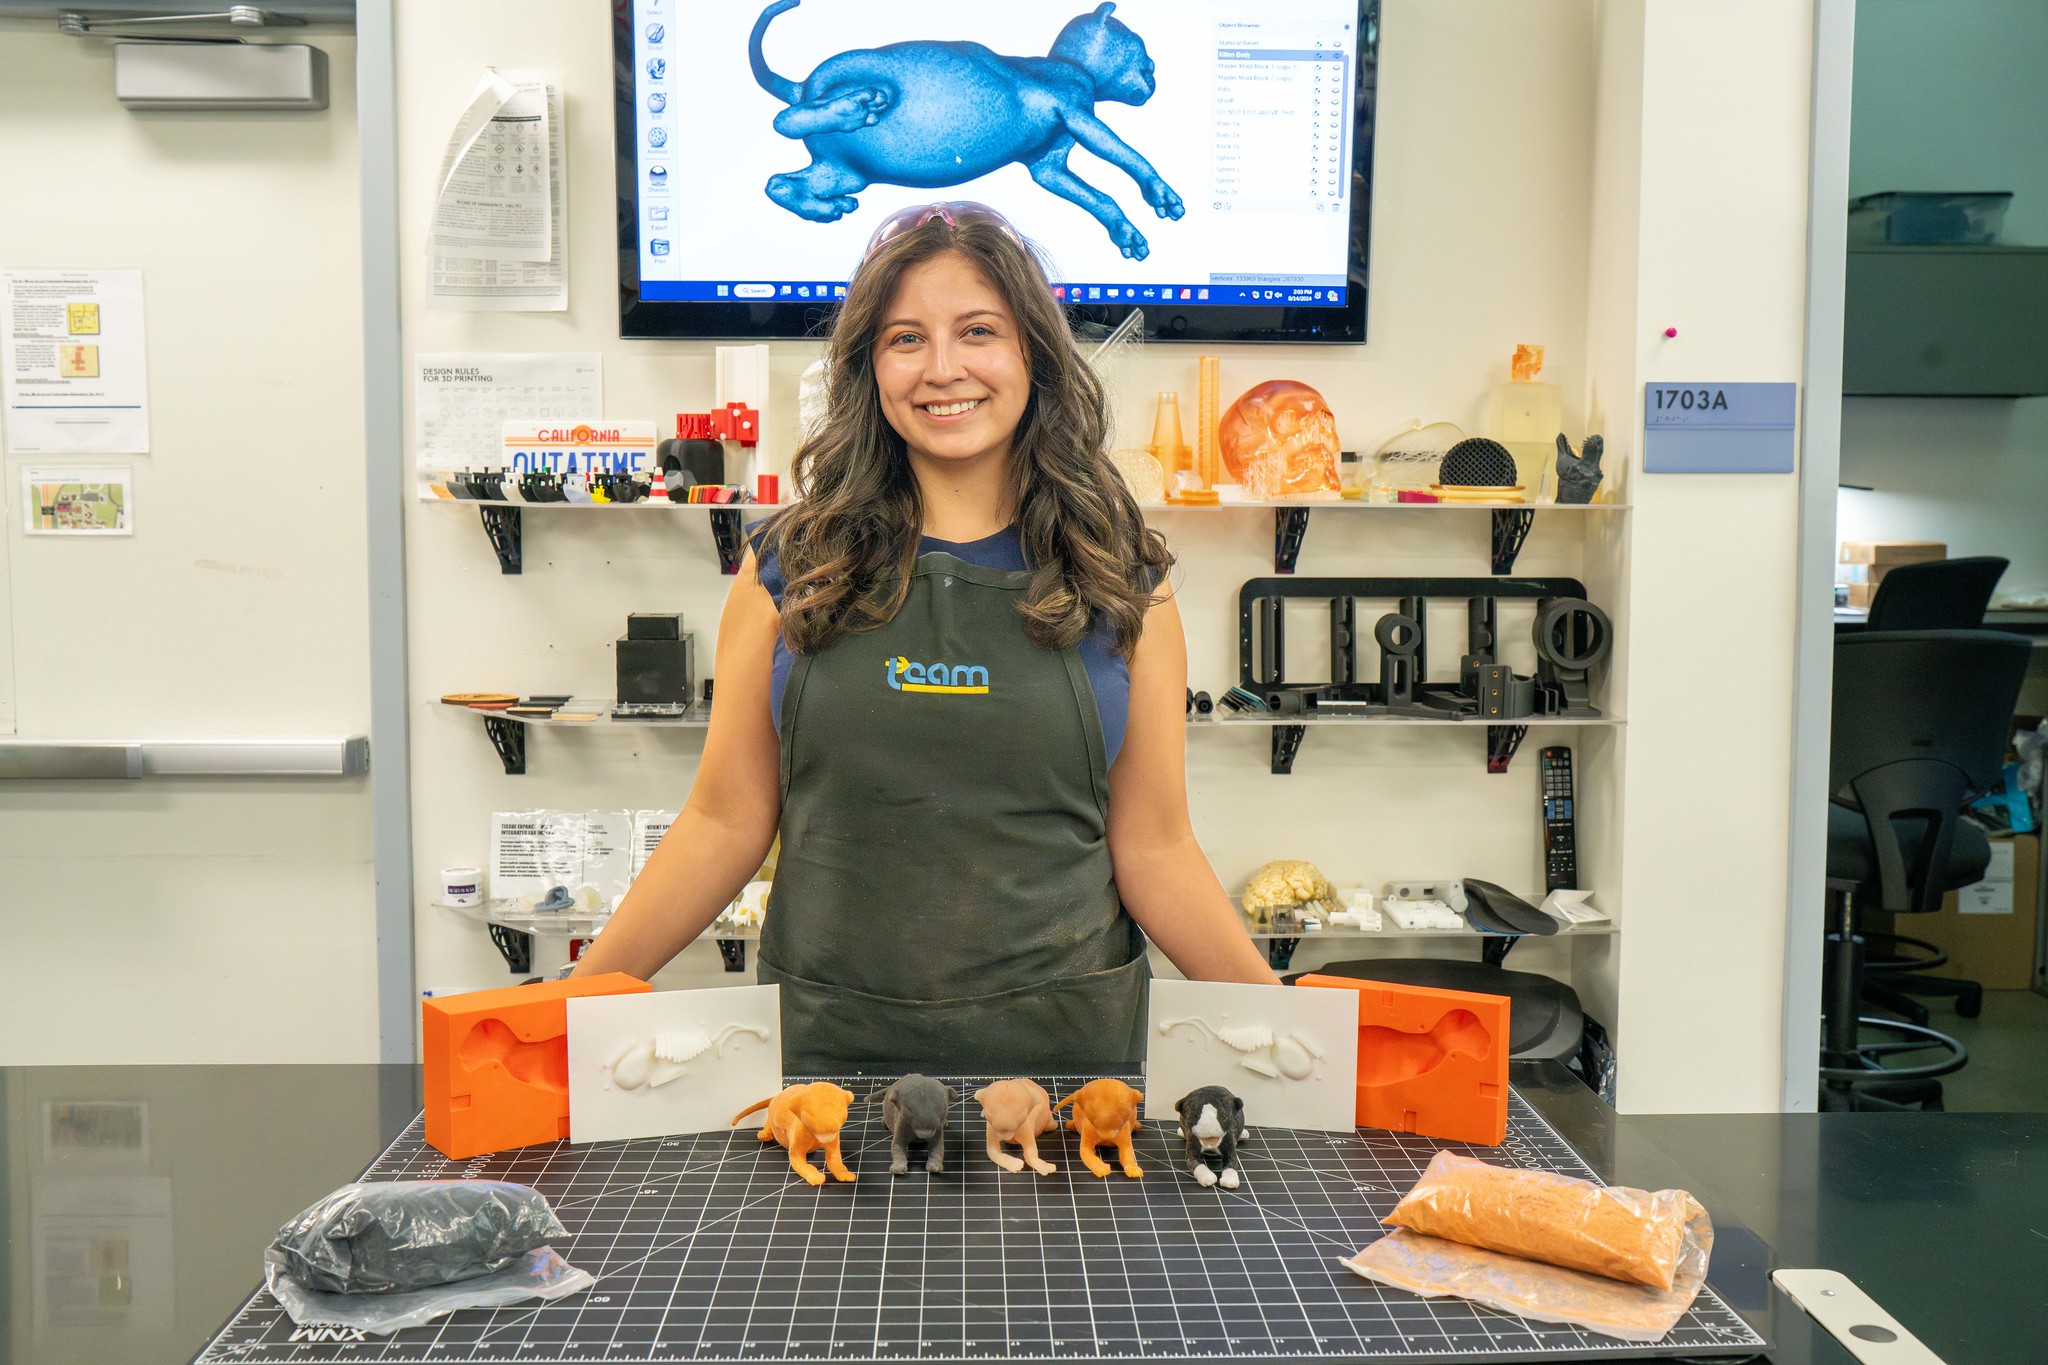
[{"x1": 1219, "y1": 381, "x2": 1342, "y2": 499}]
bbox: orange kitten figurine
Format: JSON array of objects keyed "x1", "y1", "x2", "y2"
[
  {"x1": 1054, "y1": 1078, "x2": 1145, "y2": 1179},
  {"x1": 732, "y1": 1083, "x2": 856, "y2": 1186}
]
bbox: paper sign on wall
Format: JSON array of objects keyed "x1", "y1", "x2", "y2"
[
  {"x1": 415, "y1": 352, "x2": 601, "y2": 482},
  {"x1": 21, "y1": 465, "x2": 131, "y2": 536},
  {"x1": 2, "y1": 270, "x2": 149, "y2": 454},
  {"x1": 429, "y1": 70, "x2": 567, "y2": 312}
]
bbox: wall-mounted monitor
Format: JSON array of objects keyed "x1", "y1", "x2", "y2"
[{"x1": 614, "y1": 0, "x2": 1380, "y2": 343}]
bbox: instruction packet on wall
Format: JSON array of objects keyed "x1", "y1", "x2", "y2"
[
  {"x1": 630, "y1": 810, "x2": 678, "y2": 877},
  {"x1": 430, "y1": 70, "x2": 567, "y2": 311},
  {"x1": 1, "y1": 269, "x2": 149, "y2": 454},
  {"x1": 490, "y1": 810, "x2": 631, "y2": 913}
]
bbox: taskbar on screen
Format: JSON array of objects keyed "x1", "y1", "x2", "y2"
[{"x1": 636, "y1": 280, "x2": 1349, "y2": 307}]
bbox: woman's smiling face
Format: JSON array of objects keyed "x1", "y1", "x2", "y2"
[{"x1": 872, "y1": 252, "x2": 1030, "y2": 471}]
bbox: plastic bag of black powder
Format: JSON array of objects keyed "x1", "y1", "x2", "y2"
[{"x1": 268, "y1": 1181, "x2": 566, "y2": 1295}]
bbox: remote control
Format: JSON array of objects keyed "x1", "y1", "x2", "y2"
[{"x1": 1540, "y1": 746, "x2": 1577, "y2": 891}]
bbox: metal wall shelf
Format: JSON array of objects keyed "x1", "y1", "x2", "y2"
[
  {"x1": 428, "y1": 498, "x2": 760, "y2": 575},
  {"x1": 1141, "y1": 499, "x2": 1628, "y2": 573},
  {"x1": 450, "y1": 698, "x2": 1614, "y2": 776}
]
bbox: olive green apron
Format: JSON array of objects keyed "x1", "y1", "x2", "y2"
[{"x1": 757, "y1": 549, "x2": 1149, "y2": 1075}]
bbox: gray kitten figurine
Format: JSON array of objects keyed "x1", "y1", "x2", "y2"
[{"x1": 877, "y1": 1074, "x2": 955, "y2": 1176}]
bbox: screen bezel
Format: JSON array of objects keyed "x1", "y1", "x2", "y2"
[{"x1": 614, "y1": 0, "x2": 1379, "y2": 344}]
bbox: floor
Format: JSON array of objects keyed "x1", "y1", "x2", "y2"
[{"x1": 1927, "y1": 989, "x2": 2048, "y2": 1111}]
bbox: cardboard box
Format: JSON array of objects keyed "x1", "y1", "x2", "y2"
[
  {"x1": 1912, "y1": 833, "x2": 2040, "y2": 990},
  {"x1": 1839, "y1": 540, "x2": 1946, "y2": 567}
]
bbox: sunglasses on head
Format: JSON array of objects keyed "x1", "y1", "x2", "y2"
[{"x1": 862, "y1": 201, "x2": 1025, "y2": 262}]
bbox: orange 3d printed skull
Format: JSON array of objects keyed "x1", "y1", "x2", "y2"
[{"x1": 1218, "y1": 381, "x2": 1342, "y2": 499}]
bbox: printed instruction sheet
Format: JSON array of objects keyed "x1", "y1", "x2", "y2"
[
  {"x1": 430, "y1": 70, "x2": 567, "y2": 311},
  {"x1": 415, "y1": 352, "x2": 601, "y2": 476},
  {"x1": 2, "y1": 270, "x2": 149, "y2": 454}
]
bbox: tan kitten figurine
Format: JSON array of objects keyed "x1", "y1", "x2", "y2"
[{"x1": 972, "y1": 1078, "x2": 1059, "y2": 1175}]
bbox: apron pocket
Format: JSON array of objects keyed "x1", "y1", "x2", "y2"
[{"x1": 757, "y1": 952, "x2": 1150, "y2": 1078}]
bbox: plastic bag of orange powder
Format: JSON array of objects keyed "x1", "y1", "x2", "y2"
[{"x1": 1341, "y1": 1151, "x2": 1714, "y2": 1344}]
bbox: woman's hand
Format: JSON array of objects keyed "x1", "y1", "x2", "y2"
[
  {"x1": 1106, "y1": 586, "x2": 1281, "y2": 986},
  {"x1": 572, "y1": 550, "x2": 785, "y2": 982}
]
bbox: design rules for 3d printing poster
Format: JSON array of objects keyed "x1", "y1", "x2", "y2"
[
  {"x1": 1, "y1": 270, "x2": 149, "y2": 454},
  {"x1": 22, "y1": 465, "x2": 132, "y2": 536}
]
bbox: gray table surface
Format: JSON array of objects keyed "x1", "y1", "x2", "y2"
[{"x1": 2, "y1": 1061, "x2": 2040, "y2": 1364}]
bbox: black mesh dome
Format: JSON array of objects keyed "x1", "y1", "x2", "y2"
[{"x1": 1437, "y1": 437, "x2": 1518, "y2": 486}]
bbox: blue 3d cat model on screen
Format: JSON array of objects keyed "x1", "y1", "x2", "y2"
[
  {"x1": 614, "y1": 0, "x2": 1380, "y2": 343},
  {"x1": 752, "y1": 1, "x2": 1185, "y2": 261}
]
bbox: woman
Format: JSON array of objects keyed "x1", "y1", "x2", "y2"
[{"x1": 575, "y1": 202, "x2": 1276, "y2": 1073}]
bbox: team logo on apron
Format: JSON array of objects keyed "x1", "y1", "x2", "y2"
[{"x1": 884, "y1": 655, "x2": 991, "y2": 695}]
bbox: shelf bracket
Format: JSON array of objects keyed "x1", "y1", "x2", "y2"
[
  {"x1": 482, "y1": 715, "x2": 527, "y2": 775},
  {"x1": 709, "y1": 509, "x2": 745, "y2": 575},
  {"x1": 1271, "y1": 724, "x2": 1306, "y2": 774},
  {"x1": 717, "y1": 938, "x2": 747, "y2": 972},
  {"x1": 1485, "y1": 724, "x2": 1528, "y2": 774},
  {"x1": 1265, "y1": 936, "x2": 1301, "y2": 971},
  {"x1": 488, "y1": 924, "x2": 534, "y2": 974},
  {"x1": 1274, "y1": 508, "x2": 1311, "y2": 574},
  {"x1": 1490, "y1": 508, "x2": 1533, "y2": 575},
  {"x1": 480, "y1": 505, "x2": 522, "y2": 575}
]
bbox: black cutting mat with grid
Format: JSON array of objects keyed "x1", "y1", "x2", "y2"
[{"x1": 194, "y1": 1080, "x2": 1766, "y2": 1364}]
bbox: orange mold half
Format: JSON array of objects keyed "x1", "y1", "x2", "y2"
[
  {"x1": 1293, "y1": 974, "x2": 1511, "y2": 1147},
  {"x1": 423, "y1": 973, "x2": 651, "y2": 1159}
]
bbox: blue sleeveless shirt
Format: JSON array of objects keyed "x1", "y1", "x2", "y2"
[{"x1": 754, "y1": 525, "x2": 1137, "y2": 767}]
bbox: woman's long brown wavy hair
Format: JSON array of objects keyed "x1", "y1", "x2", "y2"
[{"x1": 759, "y1": 215, "x2": 1173, "y2": 659}]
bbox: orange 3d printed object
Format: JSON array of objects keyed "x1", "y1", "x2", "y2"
[
  {"x1": 973, "y1": 1078, "x2": 1060, "y2": 1175},
  {"x1": 732, "y1": 1083, "x2": 858, "y2": 1186},
  {"x1": 1054, "y1": 1078, "x2": 1145, "y2": 1179},
  {"x1": 1219, "y1": 380, "x2": 1342, "y2": 499},
  {"x1": 1293, "y1": 974, "x2": 1510, "y2": 1146},
  {"x1": 423, "y1": 973, "x2": 652, "y2": 1160},
  {"x1": 1148, "y1": 391, "x2": 1193, "y2": 498}
]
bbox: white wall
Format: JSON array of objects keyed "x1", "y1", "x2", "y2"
[
  {"x1": 1838, "y1": 0, "x2": 2048, "y2": 600},
  {"x1": 1582, "y1": 0, "x2": 1815, "y2": 1113},
  {"x1": 0, "y1": 26, "x2": 378, "y2": 1063},
  {"x1": 394, "y1": 0, "x2": 1609, "y2": 992},
  {"x1": 394, "y1": 1, "x2": 1816, "y2": 1111}
]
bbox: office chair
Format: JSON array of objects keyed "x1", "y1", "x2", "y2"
[
  {"x1": 1863, "y1": 556, "x2": 2007, "y2": 630},
  {"x1": 1823, "y1": 629, "x2": 2030, "y2": 1111},
  {"x1": 1854, "y1": 557, "x2": 2009, "y2": 1024}
]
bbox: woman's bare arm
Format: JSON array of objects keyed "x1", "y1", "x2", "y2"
[
  {"x1": 1106, "y1": 588, "x2": 1280, "y2": 985},
  {"x1": 572, "y1": 550, "x2": 784, "y2": 981}
]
